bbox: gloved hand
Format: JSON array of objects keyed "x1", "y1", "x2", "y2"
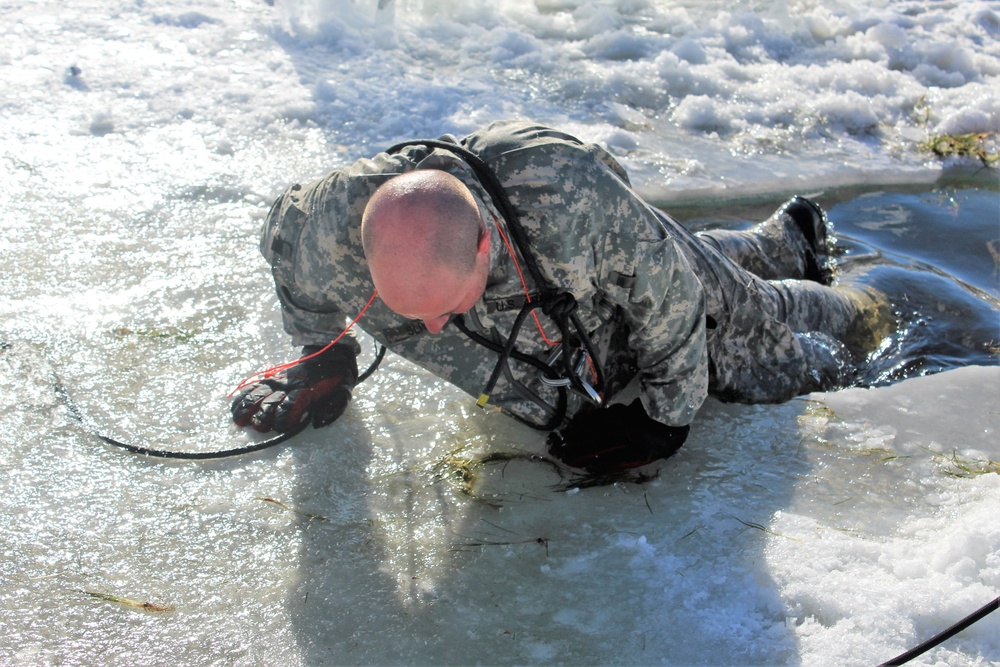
[
  {"x1": 547, "y1": 399, "x2": 688, "y2": 474},
  {"x1": 231, "y1": 344, "x2": 358, "y2": 434}
]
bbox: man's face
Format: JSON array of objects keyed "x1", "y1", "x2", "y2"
[
  {"x1": 370, "y1": 231, "x2": 491, "y2": 335},
  {"x1": 387, "y1": 264, "x2": 488, "y2": 334}
]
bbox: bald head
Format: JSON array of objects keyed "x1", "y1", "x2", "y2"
[
  {"x1": 362, "y1": 169, "x2": 483, "y2": 275},
  {"x1": 362, "y1": 169, "x2": 492, "y2": 333}
]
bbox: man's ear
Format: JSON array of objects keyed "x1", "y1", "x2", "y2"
[{"x1": 477, "y1": 223, "x2": 491, "y2": 255}]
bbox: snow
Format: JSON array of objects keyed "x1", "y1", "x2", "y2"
[{"x1": 0, "y1": 0, "x2": 997, "y2": 665}]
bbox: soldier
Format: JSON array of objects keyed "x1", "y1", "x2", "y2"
[{"x1": 231, "y1": 121, "x2": 890, "y2": 473}]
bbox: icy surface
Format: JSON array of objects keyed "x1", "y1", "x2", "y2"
[{"x1": 1, "y1": 0, "x2": 998, "y2": 665}]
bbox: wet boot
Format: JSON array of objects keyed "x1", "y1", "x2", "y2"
[
  {"x1": 784, "y1": 196, "x2": 836, "y2": 286},
  {"x1": 696, "y1": 196, "x2": 837, "y2": 285},
  {"x1": 840, "y1": 285, "x2": 896, "y2": 359}
]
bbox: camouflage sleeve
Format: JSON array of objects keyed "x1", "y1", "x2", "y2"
[
  {"x1": 259, "y1": 183, "x2": 362, "y2": 354},
  {"x1": 600, "y1": 230, "x2": 709, "y2": 426}
]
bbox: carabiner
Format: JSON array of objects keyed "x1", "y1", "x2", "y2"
[{"x1": 539, "y1": 344, "x2": 602, "y2": 405}]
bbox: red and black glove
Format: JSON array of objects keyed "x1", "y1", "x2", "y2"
[
  {"x1": 547, "y1": 399, "x2": 688, "y2": 474},
  {"x1": 231, "y1": 344, "x2": 358, "y2": 434}
]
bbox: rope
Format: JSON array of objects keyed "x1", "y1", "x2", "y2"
[
  {"x1": 878, "y1": 595, "x2": 999, "y2": 666},
  {"x1": 56, "y1": 336, "x2": 387, "y2": 461}
]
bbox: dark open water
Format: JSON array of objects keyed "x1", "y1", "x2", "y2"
[{"x1": 672, "y1": 175, "x2": 999, "y2": 388}]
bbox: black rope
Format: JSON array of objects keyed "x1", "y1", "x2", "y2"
[
  {"x1": 476, "y1": 300, "x2": 548, "y2": 403},
  {"x1": 878, "y1": 595, "x2": 1000, "y2": 666},
  {"x1": 56, "y1": 343, "x2": 387, "y2": 460},
  {"x1": 452, "y1": 314, "x2": 568, "y2": 430},
  {"x1": 358, "y1": 343, "x2": 387, "y2": 383},
  {"x1": 452, "y1": 315, "x2": 563, "y2": 379},
  {"x1": 52, "y1": 374, "x2": 301, "y2": 460}
]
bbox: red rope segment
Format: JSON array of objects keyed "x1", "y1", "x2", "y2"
[
  {"x1": 229, "y1": 289, "x2": 380, "y2": 396},
  {"x1": 491, "y1": 216, "x2": 560, "y2": 347}
]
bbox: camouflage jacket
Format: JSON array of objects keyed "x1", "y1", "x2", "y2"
[{"x1": 260, "y1": 121, "x2": 708, "y2": 428}]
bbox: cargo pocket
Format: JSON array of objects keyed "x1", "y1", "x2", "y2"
[
  {"x1": 597, "y1": 231, "x2": 640, "y2": 308},
  {"x1": 261, "y1": 184, "x2": 311, "y2": 290}
]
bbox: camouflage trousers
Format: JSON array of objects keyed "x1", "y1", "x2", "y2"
[
  {"x1": 458, "y1": 227, "x2": 873, "y2": 422},
  {"x1": 599, "y1": 198, "x2": 894, "y2": 412},
  {"x1": 670, "y1": 199, "x2": 890, "y2": 404}
]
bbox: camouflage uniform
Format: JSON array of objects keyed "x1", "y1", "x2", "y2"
[{"x1": 260, "y1": 121, "x2": 878, "y2": 428}]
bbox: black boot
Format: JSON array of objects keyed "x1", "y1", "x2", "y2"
[{"x1": 783, "y1": 196, "x2": 836, "y2": 286}]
